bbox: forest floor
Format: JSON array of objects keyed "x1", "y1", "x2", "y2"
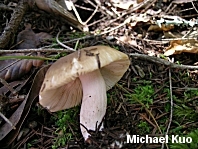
[{"x1": 0, "y1": 0, "x2": 198, "y2": 149}]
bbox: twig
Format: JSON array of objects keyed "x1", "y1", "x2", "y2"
[
  {"x1": 68, "y1": 123, "x2": 78, "y2": 141},
  {"x1": 90, "y1": 0, "x2": 113, "y2": 16},
  {"x1": 0, "y1": 112, "x2": 16, "y2": 129},
  {"x1": 161, "y1": 58, "x2": 174, "y2": 149},
  {"x1": 75, "y1": 4, "x2": 94, "y2": 11},
  {"x1": 0, "y1": 4, "x2": 13, "y2": 11},
  {"x1": 63, "y1": 34, "x2": 99, "y2": 44},
  {"x1": 165, "y1": 2, "x2": 173, "y2": 13},
  {"x1": 130, "y1": 53, "x2": 198, "y2": 70},
  {"x1": 87, "y1": 16, "x2": 108, "y2": 27},
  {"x1": 35, "y1": 0, "x2": 84, "y2": 31},
  {"x1": 99, "y1": 17, "x2": 131, "y2": 35},
  {"x1": 118, "y1": 83, "x2": 169, "y2": 148},
  {"x1": 0, "y1": 78, "x2": 17, "y2": 95},
  {"x1": 0, "y1": 34, "x2": 100, "y2": 54},
  {"x1": 84, "y1": 5, "x2": 99, "y2": 24},
  {"x1": 0, "y1": 0, "x2": 28, "y2": 48},
  {"x1": 0, "y1": 23, "x2": 127, "y2": 54},
  {"x1": 116, "y1": 84, "x2": 164, "y2": 141},
  {"x1": 72, "y1": 0, "x2": 99, "y2": 26},
  {"x1": 70, "y1": 0, "x2": 85, "y2": 25},
  {"x1": 191, "y1": 2, "x2": 198, "y2": 13},
  {"x1": 1, "y1": 17, "x2": 130, "y2": 54},
  {"x1": 56, "y1": 30, "x2": 76, "y2": 51},
  {"x1": 104, "y1": 0, "x2": 151, "y2": 27},
  {"x1": 0, "y1": 48, "x2": 73, "y2": 54},
  {"x1": 140, "y1": 0, "x2": 158, "y2": 13},
  {"x1": 167, "y1": 59, "x2": 173, "y2": 145}
]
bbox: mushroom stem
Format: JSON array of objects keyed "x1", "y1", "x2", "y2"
[{"x1": 79, "y1": 69, "x2": 107, "y2": 141}]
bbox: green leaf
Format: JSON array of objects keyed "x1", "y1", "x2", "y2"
[{"x1": 0, "y1": 55, "x2": 56, "y2": 61}]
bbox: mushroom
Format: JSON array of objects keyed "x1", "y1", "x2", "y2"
[{"x1": 39, "y1": 45, "x2": 130, "y2": 141}]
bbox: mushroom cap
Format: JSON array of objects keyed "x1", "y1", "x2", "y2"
[{"x1": 39, "y1": 45, "x2": 130, "y2": 112}]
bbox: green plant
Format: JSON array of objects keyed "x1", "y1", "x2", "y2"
[
  {"x1": 52, "y1": 132, "x2": 73, "y2": 149},
  {"x1": 176, "y1": 61, "x2": 181, "y2": 65},
  {"x1": 184, "y1": 90, "x2": 198, "y2": 100},
  {"x1": 170, "y1": 89, "x2": 198, "y2": 128},
  {"x1": 51, "y1": 107, "x2": 79, "y2": 149},
  {"x1": 27, "y1": 139, "x2": 38, "y2": 149},
  {"x1": 130, "y1": 84, "x2": 155, "y2": 108},
  {"x1": 27, "y1": 143, "x2": 32, "y2": 149},
  {"x1": 170, "y1": 129, "x2": 198, "y2": 149},
  {"x1": 50, "y1": 52, "x2": 68, "y2": 60},
  {"x1": 174, "y1": 104, "x2": 197, "y2": 122},
  {"x1": 112, "y1": 46, "x2": 119, "y2": 51},
  {"x1": 66, "y1": 32, "x2": 87, "y2": 39},
  {"x1": 138, "y1": 121, "x2": 150, "y2": 134}
]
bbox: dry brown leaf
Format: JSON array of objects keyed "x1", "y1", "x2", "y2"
[
  {"x1": 118, "y1": 36, "x2": 138, "y2": 46},
  {"x1": 164, "y1": 39, "x2": 198, "y2": 56},
  {"x1": 148, "y1": 24, "x2": 174, "y2": 32},
  {"x1": 16, "y1": 23, "x2": 39, "y2": 49},
  {"x1": 0, "y1": 24, "x2": 51, "y2": 81},
  {"x1": 0, "y1": 65, "x2": 50, "y2": 147},
  {"x1": 35, "y1": 32, "x2": 52, "y2": 43},
  {"x1": 57, "y1": 0, "x2": 72, "y2": 11},
  {"x1": 129, "y1": 14, "x2": 150, "y2": 27},
  {"x1": 33, "y1": 0, "x2": 84, "y2": 30},
  {"x1": 0, "y1": 95, "x2": 8, "y2": 124},
  {"x1": 110, "y1": 0, "x2": 136, "y2": 10}
]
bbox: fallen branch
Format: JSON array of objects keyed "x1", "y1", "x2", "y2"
[
  {"x1": 161, "y1": 59, "x2": 173, "y2": 149},
  {"x1": 0, "y1": 48, "x2": 72, "y2": 54},
  {"x1": 130, "y1": 53, "x2": 198, "y2": 70},
  {"x1": 0, "y1": 1, "x2": 28, "y2": 48}
]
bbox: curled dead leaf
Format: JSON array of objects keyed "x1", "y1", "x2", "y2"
[
  {"x1": 0, "y1": 65, "x2": 50, "y2": 147},
  {"x1": 148, "y1": 24, "x2": 174, "y2": 32},
  {"x1": 164, "y1": 39, "x2": 198, "y2": 56},
  {"x1": 0, "y1": 24, "x2": 51, "y2": 81}
]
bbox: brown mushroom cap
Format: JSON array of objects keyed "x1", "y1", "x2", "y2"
[{"x1": 39, "y1": 45, "x2": 130, "y2": 112}]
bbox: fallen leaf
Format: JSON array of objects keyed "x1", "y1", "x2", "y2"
[
  {"x1": 35, "y1": 32, "x2": 52, "y2": 44},
  {"x1": 0, "y1": 65, "x2": 50, "y2": 147},
  {"x1": 129, "y1": 14, "x2": 151, "y2": 27},
  {"x1": 0, "y1": 23, "x2": 51, "y2": 81},
  {"x1": 110, "y1": 0, "x2": 136, "y2": 10},
  {"x1": 118, "y1": 36, "x2": 138, "y2": 46},
  {"x1": 164, "y1": 39, "x2": 198, "y2": 56},
  {"x1": 16, "y1": 23, "x2": 39, "y2": 49},
  {"x1": 0, "y1": 95, "x2": 8, "y2": 125},
  {"x1": 33, "y1": 0, "x2": 84, "y2": 30},
  {"x1": 57, "y1": 0, "x2": 73, "y2": 11},
  {"x1": 148, "y1": 24, "x2": 174, "y2": 32}
]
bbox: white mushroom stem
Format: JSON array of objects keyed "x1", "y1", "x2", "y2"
[{"x1": 79, "y1": 69, "x2": 107, "y2": 141}]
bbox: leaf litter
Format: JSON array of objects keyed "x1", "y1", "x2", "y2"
[{"x1": 0, "y1": 0, "x2": 198, "y2": 148}]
